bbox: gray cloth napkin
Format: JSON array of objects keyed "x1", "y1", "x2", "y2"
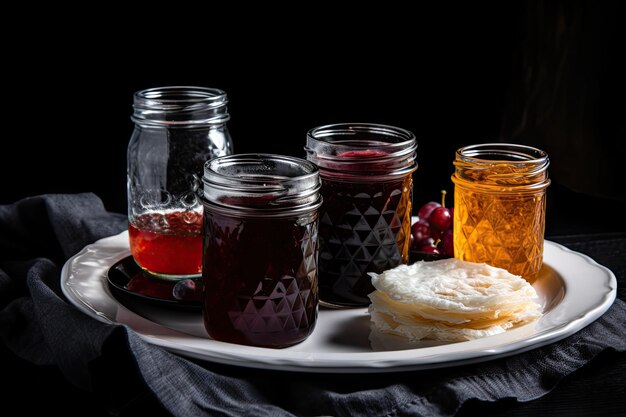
[{"x1": 1, "y1": 193, "x2": 625, "y2": 417}]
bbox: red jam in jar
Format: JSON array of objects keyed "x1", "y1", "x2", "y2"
[
  {"x1": 306, "y1": 123, "x2": 418, "y2": 307},
  {"x1": 128, "y1": 210, "x2": 203, "y2": 276},
  {"x1": 199, "y1": 154, "x2": 322, "y2": 348}
]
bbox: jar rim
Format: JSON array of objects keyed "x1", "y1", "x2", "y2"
[
  {"x1": 205, "y1": 153, "x2": 319, "y2": 186},
  {"x1": 457, "y1": 143, "x2": 548, "y2": 164},
  {"x1": 134, "y1": 86, "x2": 227, "y2": 107},
  {"x1": 307, "y1": 123, "x2": 416, "y2": 151},
  {"x1": 305, "y1": 123, "x2": 418, "y2": 179},
  {"x1": 200, "y1": 154, "x2": 322, "y2": 217},
  {"x1": 132, "y1": 86, "x2": 229, "y2": 126},
  {"x1": 453, "y1": 143, "x2": 550, "y2": 192}
]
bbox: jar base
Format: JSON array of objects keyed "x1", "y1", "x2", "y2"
[
  {"x1": 319, "y1": 297, "x2": 370, "y2": 309},
  {"x1": 140, "y1": 268, "x2": 201, "y2": 282}
]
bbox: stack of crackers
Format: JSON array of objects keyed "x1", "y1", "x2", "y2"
[{"x1": 368, "y1": 258, "x2": 542, "y2": 342}]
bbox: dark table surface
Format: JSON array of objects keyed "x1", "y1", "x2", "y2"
[
  {"x1": 2, "y1": 191, "x2": 625, "y2": 417},
  {"x1": 460, "y1": 233, "x2": 626, "y2": 417}
]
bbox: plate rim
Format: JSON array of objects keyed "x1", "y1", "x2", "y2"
[{"x1": 60, "y1": 231, "x2": 617, "y2": 373}]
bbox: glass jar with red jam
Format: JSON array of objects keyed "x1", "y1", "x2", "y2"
[
  {"x1": 199, "y1": 154, "x2": 322, "y2": 348},
  {"x1": 127, "y1": 86, "x2": 233, "y2": 281},
  {"x1": 305, "y1": 123, "x2": 418, "y2": 307}
]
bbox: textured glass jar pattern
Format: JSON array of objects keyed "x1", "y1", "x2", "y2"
[
  {"x1": 306, "y1": 123, "x2": 417, "y2": 306},
  {"x1": 452, "y1": 143, "x2": 550, "y2": 284},
  {"x1": 127, "y1": 86, "x2": 233, "y2": 280},
  {"x1": 199, "y1": 154, "x2": 322, "y2": 348}
]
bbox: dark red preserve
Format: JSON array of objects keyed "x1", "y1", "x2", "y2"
[
  {"x1": 306, "y1": 124, "x2": 418, "y2": 307},
  {"x1": 199, "y1": 154, "x2": 322, "y2": 348}
]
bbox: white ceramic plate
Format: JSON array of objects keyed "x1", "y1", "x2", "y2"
[{"x1": 61, "y1": 231, "x2": 616, "y2": 373}]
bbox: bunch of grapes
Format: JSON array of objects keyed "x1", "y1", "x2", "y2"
[{"x1": 411, "y1": 190, "x2": 454, "y2": 257}]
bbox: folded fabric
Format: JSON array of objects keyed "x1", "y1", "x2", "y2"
[{"x1": 1, "y1": 193, "x2": 625, "y2": 417}]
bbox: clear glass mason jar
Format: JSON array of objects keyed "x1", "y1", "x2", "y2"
[
  {"x1": 127, "y1": 86, "x2": 233, "y2": 280},
  {"x1": 199, "y1": 154, "x2": 322, "y2": 348},
  {"x1": 305, "y1": 123, "x2": 418, "y2": 307},
  {"x1": 451, "y1": 143, "x2": 550, "y2": 284}
]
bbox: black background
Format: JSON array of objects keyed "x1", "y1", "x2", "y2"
[{"x1": 2, "y1": 1, "x2": 625, "y2": 235}]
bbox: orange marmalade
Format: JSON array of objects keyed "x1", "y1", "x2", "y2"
[{"x1": 451, "y1": 144, "x2": 550, "y2": 284}]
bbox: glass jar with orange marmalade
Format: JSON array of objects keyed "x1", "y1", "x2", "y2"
[{"x1": 451, "y1": 143, "x2": 550, "y2": 284}]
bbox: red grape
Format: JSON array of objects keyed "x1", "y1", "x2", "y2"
[
  {"x1": 419, "y1": 238, "x2": 440, "y2": 254},
  {"x1": 430, "y1": 228, "x2": 444, "y2": 241},
  {"x1": 418, "y1": 201, "x2": 441, "y2": 221},
  {"x1": 411, "y1": 219, "x2": 431, "y2": 244},
  {"x1": 429, "y1": 206, "x2": 452, "y2": 230},
  {"x1": 411, "y1": 189, "x2": 454, "y2": 258},
  {"x1": 440, "y1": 229, "x2": 454, "y2": 257},
  {"x1": 172, "y1": 279, "x2": 197, "y2": 300}
]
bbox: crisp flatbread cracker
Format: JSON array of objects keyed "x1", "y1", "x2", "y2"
[{"x1": 368, "y1": 258, "x2": 542, "y2": 342}]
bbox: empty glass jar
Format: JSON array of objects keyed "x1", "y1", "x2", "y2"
[{"x1": 127, "y1": 86, "x2": 233, "y2": 280}]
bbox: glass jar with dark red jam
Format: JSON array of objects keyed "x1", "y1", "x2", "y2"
[
  {"x1": 199, "y1": 154, "x2": 322, "y2": 348},
  {"x1": 305, "y1": 123, "x2": 418, "y2": 307}
]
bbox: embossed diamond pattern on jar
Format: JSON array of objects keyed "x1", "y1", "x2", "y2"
[
  {"x1": 318, "y1": 175, "x2": 413, "y2": 304},
  {"x1": 223, "y1": 222, "x2": 319, "y2": 339},
  {"x1": 305, "y1": 123, "x2": 418, "y2": 307},
  {"x1": 452, "y1": 144, "x2": 550, "y2": 284},
  {"x1": 455, "y1": 188, "x2": 546, "y2": 281},
  {"x1": 201, "y1": 153, "x2": 322, "y2": 348}
]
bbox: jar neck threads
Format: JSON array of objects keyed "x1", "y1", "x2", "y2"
[
  {"x1": 200, "y1": 154, "x2": 322, "y2": 217},
  {"x1": 131, "y1": 86, "x2": 230, "y2": 127},
  {"x1": 452, "y1": 143, "x2": 550, "y2": 193},
  {"x1": 305, "y1": 123, "x2": 417, "y2": 181}
]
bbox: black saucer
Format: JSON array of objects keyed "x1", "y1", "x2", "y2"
[{"x1": 107, "y1": 256, "x2": 202, "y2": 311}]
